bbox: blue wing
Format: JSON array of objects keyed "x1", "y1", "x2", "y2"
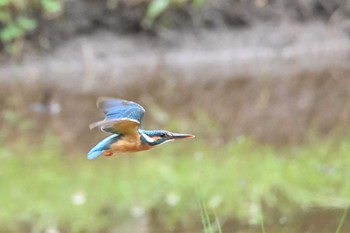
[
  {"x1": 89, "y1": 98, "x2": 145, "y2": 134},
  {"x1": 97, "y1": 97, "x2": 145, "y2": 122},
  {"x1": 87, "y1": 134, "x2": 120, "y2": 160}
]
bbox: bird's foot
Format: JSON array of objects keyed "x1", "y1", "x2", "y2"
[{"x1": 104, "y1": 150, "x2": 113, "y2": 157}]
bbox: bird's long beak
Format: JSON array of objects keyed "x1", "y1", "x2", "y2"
[{"x1": 170, "y1": 133, "x2": 195, "y2": 140}]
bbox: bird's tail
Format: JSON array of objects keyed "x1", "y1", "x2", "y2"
[{"x1": 87, "y1": 134, "x2": 119, "y2": 160}]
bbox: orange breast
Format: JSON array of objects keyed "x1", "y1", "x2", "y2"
[{"x1": 110, "y1": 135, "x2": 152, "y2": 153}]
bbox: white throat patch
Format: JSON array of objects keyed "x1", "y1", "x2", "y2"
[{"x1": 141, "y1": 132, "x2": 155, "y2": 143}]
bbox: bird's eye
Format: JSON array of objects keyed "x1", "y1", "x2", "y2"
[{"x1": 160, "y1": 133, "x2": 167, "y2": 138}]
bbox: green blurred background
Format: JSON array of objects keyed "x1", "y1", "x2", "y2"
[{"x1": 1, "y1": 0, "x2": 350, "y2": 232}]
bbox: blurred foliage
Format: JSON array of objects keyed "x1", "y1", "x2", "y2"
[
  {"x1": 0, "y1": 0, "x2": 62, "y2": 54},
  {"x1": 0, "y1": 109, "x2": 36, "y2": 142},
  {"x1": 0, "y1": 0, "x2": 205, "y2": 54},
  {"x1": 144, "y1": 0, "x2": 204, "y2": 27}
]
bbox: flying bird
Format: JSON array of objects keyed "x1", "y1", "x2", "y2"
[{"x1": 87, "y1": 98, "x2": 195, "y2": 160}]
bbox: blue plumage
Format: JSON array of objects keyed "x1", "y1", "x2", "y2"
[
  {"x1": 98, "y1": 97, "x2": 145, "y2": 124},
  {"x1": 87, "y1": 134, "x2": 120, "y2": 160},
  {"x1": 89, "y1": 98, "x2": 145, "y2": 135}
]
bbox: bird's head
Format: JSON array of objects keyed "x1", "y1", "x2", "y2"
[{"x1": 140, "y1": 130, "x2": 195, "y2": 146}]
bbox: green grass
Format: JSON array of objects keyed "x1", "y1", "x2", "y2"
[{"x1": 0, "y1": 133, "x2": 349, "y2": 232}]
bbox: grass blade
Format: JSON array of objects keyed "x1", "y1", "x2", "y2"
[{"x1": 335, "y1": 208, "x2": 348, "y2": 233}]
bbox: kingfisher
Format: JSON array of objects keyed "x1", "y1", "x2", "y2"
[{"x1": 87, "y1": 97, "x2": 195, "y2": 160}]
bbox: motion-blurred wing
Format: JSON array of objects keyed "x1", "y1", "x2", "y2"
[
  {"x1": 97, "y1": 97, "x2": 145, "y2": 122},
  {"x1": 89, "y1": 97, "x2": 145, "y2": 135}
]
